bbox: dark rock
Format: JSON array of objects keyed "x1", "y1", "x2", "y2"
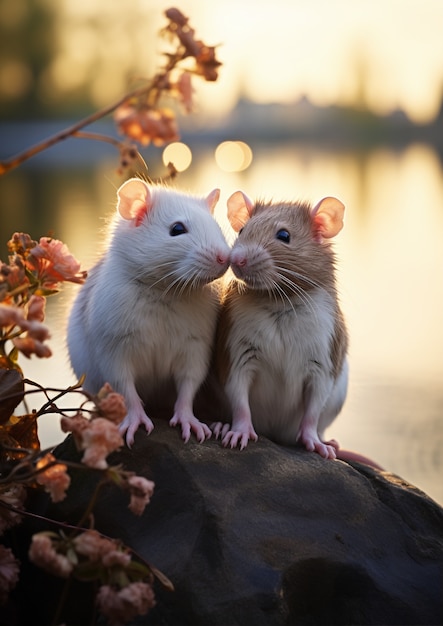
[{"x1": 21, "y1": 419, "x2": 443, "y2": 625}]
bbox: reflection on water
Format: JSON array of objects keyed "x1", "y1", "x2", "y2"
[{"x1": 1, "y1": 142, "x2": 442, "y2": 505}]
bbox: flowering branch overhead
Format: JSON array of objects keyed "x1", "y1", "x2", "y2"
[{"x1": 0, "y1": 7, "x2": 222, "y2": 178}]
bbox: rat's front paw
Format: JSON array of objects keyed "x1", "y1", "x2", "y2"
[
  {"x1": 119, "y1": 412, "x2": 154, "y2": 447},
  {"x1": 169, "y1": 413, "x2": 211, "y2": 443}
]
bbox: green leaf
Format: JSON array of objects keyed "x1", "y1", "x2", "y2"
[
  {"x1": 73, "y1": 560, "x2": 104, "y2": 582},
  {"x1": 7, "y1": 345, "x2": 19, "y2": 364}
]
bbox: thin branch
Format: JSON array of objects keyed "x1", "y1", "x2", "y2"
[{"x1": 0, "y1": 82, "x2": 153, "y2": 176}]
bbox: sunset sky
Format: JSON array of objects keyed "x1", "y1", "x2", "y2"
[{"x1": 35, "y1": 0, "x2": 443, "y2": 124}]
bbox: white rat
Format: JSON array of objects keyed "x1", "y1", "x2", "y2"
[
  {"x1": 211, "y1": 191, "x2": 348, "y2": 459},
  {"x1": 67, "y1": 178, "x2": 230, "y2": 447}
]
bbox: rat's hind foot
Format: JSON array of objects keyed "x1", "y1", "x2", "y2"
[{"x1": 297, "y1": 426, "x2": 337, "y2": 459}]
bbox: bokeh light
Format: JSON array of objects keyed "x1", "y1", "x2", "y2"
[
  {"x1": 215, "y1": 141, "x2": 253, "y2": 172},
  {"x1": 162, "y1": 142, "x2": 192, "y2": 172}
]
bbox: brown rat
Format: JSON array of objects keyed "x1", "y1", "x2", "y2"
[
  {"x1": 211, "y1": 191, "x2": 348, "y2": 459},
  {"x1": 67, "y1": 178, "x2": 231, "y2": 447}
]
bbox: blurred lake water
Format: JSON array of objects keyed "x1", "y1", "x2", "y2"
[{"x1": 0, "y1": 138, "x2": 442, "y2": 505}]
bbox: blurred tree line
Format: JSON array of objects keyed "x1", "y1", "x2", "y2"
[
  {"x1": 0, "y1": 0, "x2": 159, "y2": 121},
  {"x1": 0, "y1": 0, "x2": 56, "y2": 119}
]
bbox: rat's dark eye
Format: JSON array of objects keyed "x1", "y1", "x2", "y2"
[
  {"x1": 238, "y1": 227, "x2": 244, "y2": 235},
  {"x1": 170, "y1": 222, "x2": 188, "y2": 236},
  {"x1": 276, "y1": 229, "x2": 290, "y2": 244}
]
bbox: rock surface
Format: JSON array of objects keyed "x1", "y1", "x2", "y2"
[{"x1": 20, "y1": 419, "x2": 443, "y2": 625}]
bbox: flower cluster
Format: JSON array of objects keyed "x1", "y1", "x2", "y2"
[
  {"x1": 114, "y1": 7, "x2": 221, "y2": 149},
  {"x1": 0, "y1": 243, "x2": 157, "y2": 622},
  {"x1": 0, "y1": 379, "x2": 160, "y2": 623},
  {"x1": 115, "y1": 105, "x2": 179, "y2": 147},
  {"x1": 29, "y1": 528, "x2": 156, "y2": 625},
  {"x1": 0, "y1": 7, "x2": 221, "y2": 180},
  {"x1": 0, "y1": 232, "x2": 86, "y2": 369}
]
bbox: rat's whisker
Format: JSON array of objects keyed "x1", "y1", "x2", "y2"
[
  {"x1": 279, "y1": 266, "x2": 326, "y2": 292},
  {"x1": 272, "y1": 281, "x2": 298, "y2": 315},
  {"x1": 276, "y1": 272, "x2": 319, "y2": 321}
]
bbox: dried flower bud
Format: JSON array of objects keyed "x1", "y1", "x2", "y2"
[
  {"x1": 29, "y1": 533, "x2": 73, "y2": 578},
  {"x1": 73, "y1": 529, "x2": 121, "y2": 563},
  {"x1": 95, "y1": 383, "x2": 127, "y2": 424},
  {"x1": 195, "y1": 45, "x2": 222, "y2": 81},
  {"x1": 0, "y1": 304, "x2": 24, "y2": 328},
  {"x1": 164, "y1": 7, "x2": 189, "y2": 27},
  {"x1": 36, "y1": 453, "x2": 71, "y2": 503},
  {"x1": 0, "y1": 484, "x2": 26, "y2": 535},
  {"x1": 127, "y1": 475, "x2": 155, "y2": 516},
  {"x1": 7, "y1": 233, "x2": 37, "y2": 256},
  {"x1": 0, "y1": 545, "x2": 20, "y2": 604},
  {"x1": 12, "y1": 336, "x2": 52, "y2": 359},
  {"x1": 174, "y1": 72, "x2": 194, "y2": 113},
  {"x1": 27, "y1": 295, "x2": 46, "y2": 322},
  {"x1": 117, "y1": 142, "x2": 142, "y2": 176},
  {"x1": 96, "y1": 581, "x2": 155, "y2": 625}
]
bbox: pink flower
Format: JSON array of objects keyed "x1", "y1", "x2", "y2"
[
  {"x1": 96, "y1": 581, "x2": 155, "y2": 625},
  {"x1": 61, "y1": 415, "x2": 123, "y2": 469},
  {"x1": 0, "y1": 545, "x2": 20, "y2": 605},
  {"x1": 95, "y1": 384, "x2": 127, "y2": 424},
  {"x1": 36, "y1": 453, "x2": 71, "y2": 503},
  {"x1": 1, "y1": 300, "x2": 51, "y2": 359},
  {"x1": 174, "y1": 72, "x2": 194, "y2": 113},
  {"x1": 101, "y1": 549, "x2": 132, "y2": 569},
  {"x1": 127, "y1": 476, "x2": 155, "y2": 516},
  {"x1": 27, "y1": 237, "x2": 86, "y2": 289},
  {"x1": 0, "y1": 304, "x2": 24, "y2": 328},
  {"x1": 0, "y1": 484, "x2": 26, "y2": 535},
  {"x1": 115, "y1": 105, "x2": 179, "y2": 147},
  {"x1": 26, "y1": 295, "x2": 46, "y2": 322},
  {"x1": 12, "y1": 335, "x2": 52, "y2": 359},
  {"x1": 1, "y1": 256, "x2": 26, "y2": 291},
  {"x1": 81, "y1": 418, "x2": 124, "y2": 469},
  {"x1": 29, "y1": 533, "x2": 73, "y2": 578},
  {"x1": 73, "y1": 529, "x2": 119, "y2": 563},
  {"x1": 60, "y1": 413, "x2": 90, "y2": 447},
  {"x1": 25, "y1": 319, "x2": 50, "y2": 342}
]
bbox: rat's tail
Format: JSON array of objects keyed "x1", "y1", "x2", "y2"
[{"x1": 336, "y1": 449, "x2": 384, "y2": 471}]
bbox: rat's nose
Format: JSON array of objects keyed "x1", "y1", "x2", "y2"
[{"x1": 234, "y1": 257, "x2": 247, "y2": 267}]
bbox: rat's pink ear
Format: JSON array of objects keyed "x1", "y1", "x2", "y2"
[
  {"x1": 311, "y1": 197, "x2": 345, "y2": 241},
  {"x1": 205, "y1": 188, "x2": 220, "y2": 214},
  {"x1": 117, "y1": 178, "x2": 153, "y2": 226},
  {"x1": 227, "y1": 191, "x2": 255, "y2": 232}
]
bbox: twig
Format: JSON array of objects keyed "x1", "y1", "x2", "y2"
[{"x1": 0, "y1": 82, "x2": 153, "y2": 176}]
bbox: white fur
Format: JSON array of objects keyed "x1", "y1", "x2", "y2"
[{"x1": 67, "y1": 184, "x2": 230, "y2": 446}]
